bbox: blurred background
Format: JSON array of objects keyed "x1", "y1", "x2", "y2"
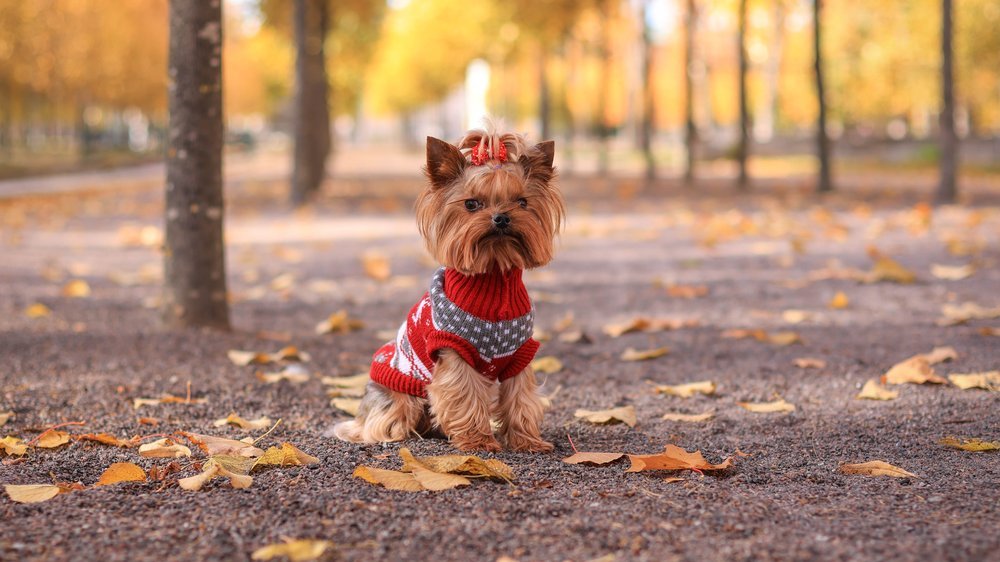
[{"x1": 1, "y1": 0, "x2": 998, "y2": 186}]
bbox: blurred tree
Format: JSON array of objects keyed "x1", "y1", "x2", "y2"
[
  {"x1": 683, "y1": 0, "x2": 699, "y2": 185},
  {"x1": 813, "y1": 0, "x2": 832, "y2": 193},
  {"x1": 163, "y1": 0, "x2": 229, "y2": 330},
  {"x1": 936, "y1": 0, "x2": 956, "y2": 203},
  {"x1": 638, "y1": 0, "x2": 656, "y2": 183},
  {"x1": 736, "y1": 0, "x2": 749, "y2": 189},
  {"x1": 291, "y1": 0, "x2": 330, "y2": 206}
]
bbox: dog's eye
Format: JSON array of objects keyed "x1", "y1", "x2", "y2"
[
  {"x1": 516, "y1": 197, "x2": 527, "y2": 208},
  {"x1": 464, "y1": 199, "x2": 482, "y2": 212}
]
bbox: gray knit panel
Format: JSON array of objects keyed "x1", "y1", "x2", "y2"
[{"x1": 428, "y1": 268, "x2": 534, "y2": 360}]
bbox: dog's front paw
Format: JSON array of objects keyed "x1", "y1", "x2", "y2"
[
  {"x1": 452, "y1": 435, "x2": 502, "y2": 452},
  {"x1": 505, "y1": 434, "x2": 554, "y2": 453}
]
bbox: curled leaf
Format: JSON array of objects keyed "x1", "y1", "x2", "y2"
[
  {"x1": 361, "y1": 252, "x2": 392, "y2": 282},
  {"x1": 530, "y1": 356, "x2": 563, "y2": 374},
  {"x1": 253, "y1": 443, "x2": 320, "y2": 470},
  {"x1": 737, "y1": 399, "x2": 796, "y2": 413},
  {"x1": 839, "y1": 460, "x2": 916, "y2": 478},
  {"x1": 95, "y1": 462, "x2": 147, "y2": 487},
  {"x1": 626, "y1": 444, "x2": 733, "y2": 473},
  {"x1": 61, "y1": 279, "x2": 92, "y2": 297},
  {"x1": 947, "y1": 371, "x2": 1000, "y2": 391},
  {"x1": 353, "y1": 466, "x2": 423, "y2": 492},
  {"x1": 793, "y1": 357, "x2": 827, "y2": 369},
  {"x1": 139, "y1": 438, "x2": 192, "y2": 458},
  {"x1": 315, "y1": 310, "x2": 364, "y2": 335},
  {"x1": 574, "y1": 406, "x2": 637, "y2": 427},
  {"x1": 938, "y1": 437, "x2": 999, "y2": 452},
  {"x1": 180, "y1": 432, "x2": 265, "y2": 457},
  {"x1": 661, "y1": 411, "x2": 714, "y2": 422},
  {"x1": 827, "y1": 291, "x2": 850, "y2": 309},
  {"x1": 76, "y1": 433, "x2": 141, "y2": 448},
  {"x1": 562, "y1": 452, "x2": 626, "y2": 466},
  {"x1": 251, "y1": 539, "x2": 334, "y2": 562},
  {"x1": 653, "y1": 380, "x2": 715, "y2": 398},
  {"x1": 856, "y1": 379, "x2": 899, "y2": 401},
  {"x1": 621, "y1": 347, "x2": 669, "y2": 361},
  {"x1": 1, "y1": 436, "x2": 28, "y2": 456},
  {"x1": 931, "y1": 264, "x2": 974, "y2": 281},
  {"x1": 35, "y1": 430, "x2": 71, "y2": 449},
  {"x1": 882, "y1": 356, "x2": 947, "y2": 385},
  {"x1": 331, "y1": 398, "x2": 361, "y2": 417},
  {"x1": 398, "y1": 448, "x2": 513, "y2": 481},
  {"x1": 24, "y1": 303, "x2": 52, "y2": 318},
  {"x1": 5, "y1": 484, "x2": 66, "y2": 503},
  {"x1": 320, "y1": 373, "x2": 369, "y2": 388},
  {"x1": 213, "y1": 413, "x2": 273, "y2": 431}
]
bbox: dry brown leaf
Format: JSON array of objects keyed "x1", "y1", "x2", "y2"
[
  {"x1": 398, "y1": 448, "x2": 514, "y2": 481},
  {"x1": 0, "y1": 411, "x2": 13, "y2": 426},
  {"x1": 793, "y1": 357, "x2": 827, "y2": 369},
  {"x1": 839, "y1": 460, "x2": 916, "y2": 478},
  {"x1": 653, "y1": 381, "x2": 716, "y2": 398},
  {"x1": 95, "y1": 462, "x2": 147, "y2": 487},
  {"x1": 531, "y1": 356, "x2": 563, "y2": 374},
  {"x1": 137, "y1": 417, "x2": 160, "y2": 426},
  {"x1": 257, "y1": 365, "x2": 311, "y2": 384},
  {"x1": 179, "y1": 459, "x2": 253, "y2": 491},
  {"x1": 132, "y1": 394, "x2": 207, "y2": 409},
  {"x1": 213, "y1": 413, "x2": 273, "y2": 431},
  {"x1": 918, "y1": 346, "x2": 958, "y2": 365},
  {"x1": 76, "y1": 433, "x2": 141, "y2": 448},
  {"x1": 229, "y1": 346, "x2": 311, "y2": 366},
  {"x1": 61, "y1": 279, "x2": 92, "y2": 298},
  {"x1": 5, "y1": 484, "x2": 66, "y2": 503},
  {"x1": 856, "y1": 379, "x2": 899, "y2": 401},
  {"x1": 765, "y1": 331, "x2": 803, "y2": 346},
  {"x1": 561, "y1": 452, "x2": 626, "y2": 466},
  {"x1": 253, "y1": 443, "x2": 320, "y2": 470},
  {"x1": 1, "y1": 436, "x2": 28, "y2": 456},
  {"x1": 320, "y1": 373, "x2": 369, "y2": 388},
  {"x1": 574, "y1": 406, "x2": 637, "y2": 427},
  {"x1": 361, "y1": 252, "x2": 391, "y2": 282},
  {"x1": 410, "y1": 465, "x2": 471, "y2": 491},
  {"x1": 882, "y1": 356, "x2": 947, "y2": 385},
  {"x1": 931, "y1": 264, "x2": 974, "y2": 281},
  {"x1": 24, "y1": 303, "x2": 51, "y2": 318},
  {"x1": 621, "y1": 347, "x2": 669, "y2": 361},
  {"x1": 979, "y1": 327, "x2": 1000, "y2": 337},
  {"x1": 866, "y1": 248, "x2": 917, "y2": 284},
  {"x1": 828, "y1": 291, "x2": 850, "y2": 309},
  {"x1": 663, "y1": 477, "x2": 685, "y2": 484},
  {"x1": 315, "y1": 310, "x2": 364, "y2": 335},
  {"x1": 947, "y1": 371, "x2": 1000, "y2": 391},
  {"x1": 661, "y1": 411, "x2": 714, "y2": 422},
  {"x1": 626, "y1": 444, "x2": 733, "y2": 473},
  {"x1": 331, "y1": 398, "x2": 361, "y2": 416},
  {"x1": 939, "y1": 302, "x2": 1000, "y2": 325},
  {"x1": 353, "y1": 466, "x2": 423, "y2": 491},
  {"x1": 721, "y1": 329, "x2": 801, "y2": 345},
  {"x1": 781, "y1": 310, "x2": 810, "y2": 324},
  {"x1": 180, "y1": 432, "x2": 265, "y2": 458},
  {"x1": 557, "y1": 330, "x2": 591, "y2": 344},
  {"x1": 737, "y1": 399, "x2": 796, "y2": 413},
  {"x1": 138, "y1": 438, "x2": 192, "y2": 458},
  {"x1": 251, "y1": 539, "x2": 334, "y2": 562},
  {"x1": 666, "y1": 284, "x2": 709, "y2": 299},
  {"x1": 938, "y1": 437, "x2": 1000, "y2": 452},
  {"x1": 36, "y1": 430, "x2": 71, "y2": 448},
  {"x1": 604, "y1": 317, "x2": 696, "y2": 338}
]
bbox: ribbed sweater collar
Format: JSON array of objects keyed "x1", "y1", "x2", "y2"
[{"x1": 441, "y1": 267, "x2": 531, "y2": 321}]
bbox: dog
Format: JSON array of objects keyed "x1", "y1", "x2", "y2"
[{"x1": 333, "y1": 125, "x2": 563, "y2": 452}]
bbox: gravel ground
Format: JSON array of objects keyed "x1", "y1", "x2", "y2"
[{"x1": 1, "y1": 175, "x2": 998, "y2": 562}]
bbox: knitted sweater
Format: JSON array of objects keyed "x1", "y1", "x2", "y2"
[{"x1": 369, "y1": 267, "x2": 539, "y2": 398}]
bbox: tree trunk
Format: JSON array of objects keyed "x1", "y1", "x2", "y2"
[
  {"x1": 596, "y1": 0, "x2": 612, "y2": 177},
  {"x1": 936, "y1": 0, "x2": 957, "y2": 204},
  {"x1": 639, "y1": 0, "x2": 655, "y2": 183},
  {"x1": 756, "y1": 1, "x2": 785, "y2": 142},
  {"x1": 291, "y1": 0, "x2": 331, "y2": 206},
  {"x1": 163, "y1": 0, "x2": 230, "y2": 330},
  {"x1": 538, "y1": 50, "x2": 551, "y2": 140},
  {"x1": 683, "y1": 0, "x2": 698, "y2": 185},
  {"x1": 736, "y1": 0, "x2": 749, "y2": 189},
  {"x1": 813, "y1": 0, "x2": 833, "y2": 193}
]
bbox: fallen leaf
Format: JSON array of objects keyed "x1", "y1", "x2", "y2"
[
  {"x1": 76, "y1": 433, "x2": 141, "y2": 448},
  {"x1": 36, "y1": 430, "x2": 71, "y2": 448},
  {"x1": 24, "y1": 303, "x2": 51, "y2": 318},
  {"x1": 0, "y1": 411, "x2": 13, "y2": 426},
  {"x1": 137, "y1": 417, "x2": 160, "y2": 425},
  {"x1": 253, "y1": 443, "x2": 320, "y2": 470},
  {"x1": 553, "y1": 311, "x2": 575, "y2": 331},
  {"x1": 666, "y1": 284, "x2": 709, "y2": 299},
  {"x1": 331, "y1": 398, "x2": 361, "y2": 416},
  {"x1": 320, "y1": 373, "x2": 369, "y2": 388},
  {"x1": 315, "y1": 310, "x2": 364, "y2": 335},
  {"x1": 180, "y1": 432, "x2": 265, "y2": 457},
  {"x1": 918, "y1": 346, "x2": 958, "y2": 365},
  {"x1": 228, "y1": 346, "x2": 311, "y2": 366},
  {"x1": 213, "y1": 413, "x2": 273, "y2": 431},
  {"x1": 621, "y1": 347, "x2": 669, "y2": 361},
  {"x1": 5, "y1": 484, "x2": 66, "y2": 503},
  {"x1": 722, "y1": 329, "x2": 801, "y2": 345},
  {"x1": 361, "y1": 252, "x2": 391, "y2": 282},
  {"x1": 866, "y1": 248, "x2": 917, "y2": 284},
  {"x1": 765, "y1": 331, "x2": 803, "y2": 346},
  {"x1": 132, "y1": 394, "x2": 207, "y2": 409},
  {"x1": 939, "y1": 302, "x2": 1000, "y2": 325},
  {"x1": 251, "y1": 539, "x2": 334, "y2": 562},
  {"x1": 979, "y1": 327, "x2": 1000, "y2": 337},
  {"x1": 828, "y1": 291, "x2": 850, "y2": 309},
  {"x1": 931, "y1": 264, "x2": 974, "y2": 281},
  {"x1": 947, "y1": 371, "x2": 1000, "y2": 391},
  {"x1": 178, "y1": 459, "x2": 253, "y2": 491},
  {"x1": 604, "y1": 318, "x2": 696, "y2": 338},
  {"x1": 663, "y1": 477, "x2": 685, "y2": 484},
  {"x1": 557, "y1": 330, "x2": 591, "y2": 344},
  {"x1": 95, "y1": 462, "x2": 147, "y2": 487},
  {"x1": 882, "y1": 356, "x2": 947, "y2": 385},
  {"x1": 1, "y1": 436, "x2": 28, "y2": 456},
  {"x1": 793, "y1": 357, "x2": 827, "y2": 369},
  {"x1": 839, "y1": 460, "x2": 916, "y2": 478},
  {"x1": 781, "y1": 310, "x2": 810, "y2": 324},
  {"x1": 626, "y1": 444, "x2": 733, "y2": 473},
  {"x1": 856, "y1": 379, "x2": 899, "y2": 401},
  {"x1": 653, "y1": 381, "x2": 716, "y2": 398},
  {"x1": 257, "y1": 365, "x2": 311, "y2": 385},
  {"x1": 938, "y1": 437, "x2": 999, "y2": 452},
  {"x1": 737, "y1": 399, "x2": 796, "y2": 413},
  {"x1": 574, "y1": 406, "x2": 637, "y2": 427},
  {"x1": 531, "y1": 356, "x2": 563, "y2": 374},
  {"x1": 138, "y1": 438, "x2": 192, "y2": 458},
  {"x1": 660, "y1": 411, "x2": 714, "y2": 422},
  {"x1": 398, "y1": 449, "x2": 514, "y2": 481},
  {"x1": 410, "y1": 465, "x2": 471, "y2": 491},
  {"x1": 353, "y1": 466, "x2": 423, "y2": 491},
  {"x1": 61, "y1": 279, "x2": 92, "y2": 297},
  {"x1": 562, "y1": 452, "x2": 626, "y2": 466}
]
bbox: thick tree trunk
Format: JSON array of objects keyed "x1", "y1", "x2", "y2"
[
  {"x1": 736, "y1": 0, "x2": 749, "y2": 189},
  {"x1": 683, "y1": 0, "x2": 698, "y2": 185},
  {"x1": 538, "y1": 51, "x2": 551, "y2": 141},
  {"x1": 163, "y1": 0, "x2": 229, "y2": 330},
  {"x1": 756, "y1": 1, "x2": 785, "y2": 142},
  {"x1": 639, "y1": 0, "x2": 655, "y2": 183},
  {"x1": 291, "y1": 0, "x2": 331, "y2": 206},
  {"x1": 936, "y1": 0, "x2": 957, "y2": 204},
  {"x1": 813, "y1": 0, "x2": 833, "y2": 193},
  {"x1": 596, "y1": 0, "x2": 612, "y2": 177}
]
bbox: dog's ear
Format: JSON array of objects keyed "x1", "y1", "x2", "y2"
[
  {"x1": 519, "y1": 140, "x2": 555, "y2": 184},
  {"x1": 425, "y1": 136, "x2": 466, "y2": 189}
]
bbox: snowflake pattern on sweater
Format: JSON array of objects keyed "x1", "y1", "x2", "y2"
[{"x1": 369, "y1": 267, "x2": 540, "y2": 398}]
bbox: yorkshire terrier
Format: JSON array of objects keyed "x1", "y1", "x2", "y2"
[{"x1": 334, "y1": 125, "x2": 563, "y2": 452}]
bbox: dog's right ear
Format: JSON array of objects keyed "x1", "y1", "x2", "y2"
[{"x1": 425, "y1": 136, "x2": 466, "y2": 189}]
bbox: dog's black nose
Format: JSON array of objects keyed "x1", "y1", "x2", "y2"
[{"x1": 492, "y1": 213, "x2": 511, "y2": 229}]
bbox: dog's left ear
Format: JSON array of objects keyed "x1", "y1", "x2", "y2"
[
  {"x1": 520, "y1": 141, "x2": 555, "y2": 183},
  {"x1": 425, "y1": 136, "x2": 466, "y2": 189}
]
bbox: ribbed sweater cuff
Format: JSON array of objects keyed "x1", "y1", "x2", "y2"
[{"x1": 498, "y1": 339, "x2": 540, "y2": 381}]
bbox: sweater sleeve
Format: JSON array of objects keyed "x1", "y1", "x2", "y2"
[
  {"x1": 424, "y1": 329, "x2": 481, "y2": 371},
  {"x1": 497, "y1": 338, "x2": 540, "y2": 382}
]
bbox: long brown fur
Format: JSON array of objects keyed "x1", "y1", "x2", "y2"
[{"x1": 334, "y1": 123, "x2": 561, "y2": 451}]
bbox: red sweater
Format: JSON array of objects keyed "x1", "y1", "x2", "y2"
[{"x1": 369, "y1": 267, "x2": 539, "y2": 398}]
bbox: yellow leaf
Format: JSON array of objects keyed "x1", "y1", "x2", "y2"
[
  {"x1": 793, "y1": 357, "x2": 827, "y2": 369},
  {"x1": 138, "y1": 438, "x2": 192, "y2": 458},
  {"x1": 866, "y1": 248, "x2": 917, "y2": 284},
  {"x1": 398, "y1": 448, "x2": 514, "y2": 481},
  {"x1": 76, "y1": 433, "x2": 140, "y2": 447},
  {"x1": 95, "y1": 462, "x2": 147, "y2": 487},
  {"x1": 918, "y1": 346, "x2": 958, "y2": 365},
  {"x1": 839, "y1": 460, "x2": 916, "y2": 478},
  {"x1": 603, "y1": 317, "x2": 697, "y2": 338},
  {"x1": 530, "y1": 356, "x2": 563, "y2": 374},
  {"x1": 331, "y1": 398, "x2": 361, "y2": 416},
  {"x1": 621, "y1": 347, "x2": 669, "y2": 361},
  {"x1": 828, "y1": 291, "x2": 850, "y2": 309},
  {"x1": 5, "y1": 484, "x2": 65, "y2": 503},
  {"x1": 939, "y1": 302, "x2": 1000, "y2": 326},
  {"x1": 737, "y1": 399, "x2": 796, "y2": 413},
  {"x1": 1, "y1": 436, "x2": 28, "y2": 456},
  {"x1": 320, "y1": 373, "x2": 369, "y2": 388},
  {"x1": 856, "y1": 379, "x2": 899, "y2": 401},
  {"x1": 947, "y1": 371, "x2": 1000, "y2": 391},
  {"x1": 257, "y1": 367, "x2": 311, "y2": 384},
  {"x1": 653, "y1": 381, "x2": 716, "y2": 398},
  {"x1": 179, "y1": 432, "x2": 264, "y2": 457},
  {"x1": 721, "y1": 329, "x2": 801, "y2": 345},
  {"x1": 0, "y1": 411, "x2": 13, "y2": 426},
  {"x1": 214, "y1": 460, "x2": 254, "y2": 489},
  {"x1": 882, "y1": 356, "x2": 947, "y2": 385},
  {"x1": 765, "y1": 331, "x2": 803, "y2": 346},
  {"x1": 213, "y1": 413, "x2": 273, "y2": 430},
  {"x1": 24, "y1": 303, "x2": 51, "y2": 318},
  {"x1": 252, "y1": 539, "x2": 334, "y2": 562},
  {"x1": 353, "y1": 466, "x2": 423, "y2": 491},
  {"x1": 361, "y1": 252, "x2": 391, "y2": 282},
  {"x1": 938, "y1": 437, "x2": 1000, "y2": 452},
  {"x1": 781, "y1": 310, "x2": 810, "y2": 324},
  {"x1": 562, "y1": 452, "x2": 626, "y2": 466},
  {"x1": 574, "y1": 406, "x2": 637, "y2": 427},
  {"x1": 626, "y1": 444, "x2": 733, "y2": 473},
  {"x1": 229, "y1": 346, "x2": 311, "y2": 366},
  {"x1": 61, "y1": 279, "x2": 92, "y2": 298},
  {"x1": 178, "y1": 463, "x2": 221, "y2": 491},
  {"x1": 557, "y1": 330, "x2": 590, "y2": 344},
  {"x1": 410, "y1": 465, "x2": 471, "y2": 490},
  {"x1": 665, "y1": 284, "x2": 709, "y2": 299},
  {"x1": 660, "y1": 411, "x2": 715, "y2": 422},
  {"x1": 315, "y1": 310, "x2": 364, "y2": 335},
  {"x1": 36, "y1": 430, "x2": 71, "y2": 448},
  {"x1": 931, "y1": 264, "x2": 974, "y2": 281},
  {"x1": 253, "y1": 443, "x2": 320, "y2": 470}
]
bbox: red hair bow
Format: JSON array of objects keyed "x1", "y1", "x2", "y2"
[{"x1": 470, "y1": 141, "x2": 508, "y2": 166}]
